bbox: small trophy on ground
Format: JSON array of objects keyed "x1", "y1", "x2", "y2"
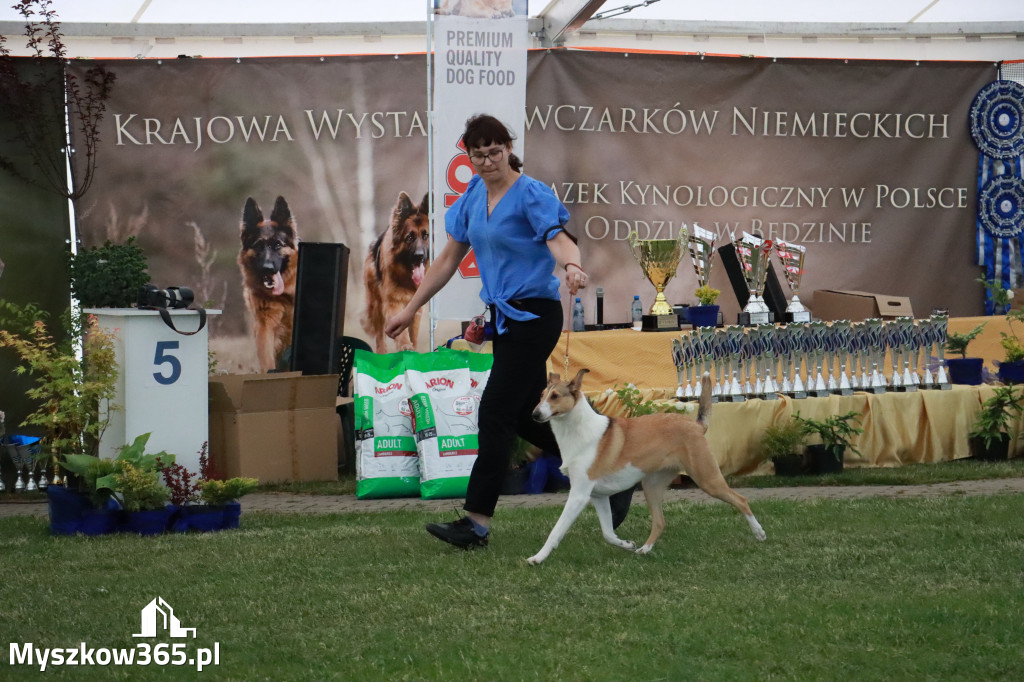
[
  {"x1": 734, "y1": 233, "x2": 773, "y2": 326},
  {"x1": 775, "y1": 241, "x2": 811, "y2": 322},
  {"x1": 628, "y1": 226, "x2": 688, "y2": 331}
]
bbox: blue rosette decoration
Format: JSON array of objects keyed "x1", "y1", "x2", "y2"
[
  {"x1": 978, "y1": 174, "x2": 1024, "y2": 239},
  {"x1": 970, "y1": 80, "x2": 1024, "y2": 160},
  {"x1": 972, "y1": 79, "x2": 1024, "y2": 313}
]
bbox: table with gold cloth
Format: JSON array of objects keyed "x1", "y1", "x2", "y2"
[{"x1": 544, "y1": 318, "x2": 1022, "y2": 475}]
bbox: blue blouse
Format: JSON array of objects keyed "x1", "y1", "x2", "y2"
[{"x1": 446, "y1": 173, "x2": 570, "y2": 334}]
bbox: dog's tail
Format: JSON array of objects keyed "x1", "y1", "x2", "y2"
[{"x1": 696, "y1": 372, "x2": 712, "y2": 432}]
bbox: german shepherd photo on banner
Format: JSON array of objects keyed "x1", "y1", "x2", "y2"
[
  {"x1": 362, "y1": 191, "x2": 430, "y2": 353},
  {"x1": 238, "y1": 196, "x2": 298, "y2": 372}
]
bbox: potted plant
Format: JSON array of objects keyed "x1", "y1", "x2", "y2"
[
  {"x1": 979, "y1": 277, "x2": 1024, "y2": 384},
  {"x1": 793, "y1": 410, "x2": 863, "y2": 475},
  {"x1": 199, "y1": 477, "x2": 259, "y2": 530},
  {"x1": 943, "y1": 322, "x2": 987, "y2": 385},
  {"x1": 968, "y1": 385, "x2": 1023, "y2": 461},
  {"x1": 0, "y1": 302, "x2": 119, "y2": 476},
  {"x1": 758, "y1": 417, "x2": 808, "y2": 476},
  {"x1": 69, "y1": 237, "x2": 151, "y2": 309},
  {"x1": 113, "y1": 461, "x2": 171, "y2": 535},
  {"x1": 689, "y1": 285, "x2": 720, "y2": 328},
  {"x1": 59, "y1": 432, "x2": 174, "y2": 535}
]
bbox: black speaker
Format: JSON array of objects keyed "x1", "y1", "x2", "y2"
[
  {"x1": 290, "y1": 242, "x2": 351, "y2": 376},
  {"x1": 717, "y1": 242, "x2": 788, "y2": 321}
]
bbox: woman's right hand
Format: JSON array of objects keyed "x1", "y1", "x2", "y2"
[{"x1": 384, "y1": 307, "x2": 415, "y2": 340}]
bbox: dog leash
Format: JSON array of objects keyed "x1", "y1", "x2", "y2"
[{"x1": 563, "y1": 325, "x2": 572, "y2": 380}]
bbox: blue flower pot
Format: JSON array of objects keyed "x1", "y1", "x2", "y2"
[
  {"x1": 946, "y1": 357, "x2": 983, "y2": 385},
  {"x1": 221, "y1": 501, "x2": 242, "y2": 530},
  {"x1": 79, "y1": 499, "x2": 120, "y2": 536},
  {"x1": 175, "y1": 505, "x2": 225, "y2": 532},
  {"x1": 123, "y1": 507, "x2": 171, "y2": 536},
  {"x1": 688, "y1": 304, "x2": 719, "y2": 328},
  {"x1": 997, "y1": 360, "x2": 1024, "y2": 384},
  {"x1": 47, "y1": 486, "x2": 91, "y2": 536}
]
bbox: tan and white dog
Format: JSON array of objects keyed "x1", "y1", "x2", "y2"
[{"x1": 527, "y1": 369, "x2": 766, "y2": 564}]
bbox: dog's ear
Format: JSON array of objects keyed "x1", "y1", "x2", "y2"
[
  {"x1": 548, "y1": 372, "x2": 561, "y2": 386},
  {"x1": 570, "y1": 368, "x2": 589, "y2": 393},
  {"x1": 242, "y1": 197, "x2": 262, "y2": 231},
  {"x1": 393, "y1": 192, "x2": 415, "y2": 228},
  {"x1": 270, "y1": 197, "x2": 294, "y2": 235},
  {"x1": 418, "y1": 193, "x2": 430, "y2": 215}
]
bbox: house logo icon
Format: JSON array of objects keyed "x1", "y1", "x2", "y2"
[{"x1": 133, "y1": 597, "x2": 197, "y2": 638}]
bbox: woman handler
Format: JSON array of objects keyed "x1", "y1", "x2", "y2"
[{"x1": 384, "y1": 114, "x2": 631, "y2": 549}]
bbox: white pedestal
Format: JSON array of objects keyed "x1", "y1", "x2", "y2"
[{"x1": 86, "y1": 308, "x2": 220, "y2": 475}]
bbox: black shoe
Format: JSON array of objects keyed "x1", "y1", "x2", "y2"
[
  {"x1": 609, "y1": 488, "x2": 634, "y2": 530},
  {"x1": 426, "y1": 517, "x2": 489, "y2": 549}
]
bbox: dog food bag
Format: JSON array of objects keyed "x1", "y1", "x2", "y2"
[
  {"x1": 405, "y1": 350, "x2": 491, "y2": 500},
  {"x1": 353, "y1": 350, "x2": 420, "y2": 499}
]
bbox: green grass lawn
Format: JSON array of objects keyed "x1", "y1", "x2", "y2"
[{"x1": 2, "y1": 493, "x2": 1022, "y2": 681}]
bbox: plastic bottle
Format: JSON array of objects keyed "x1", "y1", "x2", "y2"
[
  {"x1": 631, "y1": 295, "x2": 643, "y2": 328},
  {"x1": 572, "y1": 297, "x2": 585, "y2": 332}
]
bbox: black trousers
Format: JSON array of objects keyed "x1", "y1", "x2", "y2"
[{"x1": 464, "y1": 298, "x2": 563, "y2": 517}]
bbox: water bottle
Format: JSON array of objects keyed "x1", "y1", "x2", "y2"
[
  {"x1": 572, "y1": 298, "x2": 585, "y2": 332},
  {"x1": 631, "y1": 295, "x2": 643, "y2": 328}
]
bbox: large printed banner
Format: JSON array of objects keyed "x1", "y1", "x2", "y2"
[
  {"x1": 431, "y1": 1, "x2": 528, "y2": 321},
  {"x1": 65, "y1": 52, "x2": 993, "y2": 376}
]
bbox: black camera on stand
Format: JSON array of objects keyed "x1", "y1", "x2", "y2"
[
  {"x1": 137, "y1": 284, "x2": 195, "y2": 309},
  {"x1": 137, "y1": 284, "x2": 206, "y2": 335}
]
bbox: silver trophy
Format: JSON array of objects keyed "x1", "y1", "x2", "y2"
[
  {"x1": 832, "y1": 321, "x2": 854, "y2": 396},
  {"x1": 775, "y1": 241, "x2": 811, "y2": 322},
  {"x1": 672, "y1": 337, "x2": 687, "y2": 399},
  {"x1": 908, "y1": 319, "x2": 923, "y2": 388},
  {"x1": 853, "y1": 322, "x2": 871, "y2": 390},
  {"x1": 757, "y1": 325, "x2": 779, "y2": 400},
  {"x1": 864, "y1": 318, "x2": 888, "y2": 393},
  {"x1": 734, "y1": 232, "x2": 772, "y2": 325},
  {"x1": 744, "y1": 325, "x2": 760, "y2": 398},
  {"x1": 894, "y1": 317, "x2": 917, "y2": 392},
  {"x1": 725, "y1": 326, "x2": 746, "y2": 401},
  {"x1": 914, "y1": 319, "x2": 933, "y2": 388},
  {"x1": 697, "y1": 327, "x2": 718, "y2": 399},
  {"x1": 793, "y1": 324, "x2": 812, "y2": 399},
  {"x1": 886, "y1": 321, "x2": 903, "y2": 390},
  {"x1": 774, "y1": 325, "x2": 795, "y2": 396},
  {"x1": 673, "y1": 336, "x2": 698, "y2": 400},
  {"x1": 932, "y1": 314, "x2": 952, "y2": 389},
  {"x1": 687, "y1": 223, "x2": 717, "y2": 292},
  {"x1": 807, "y1": 321, "x2": 830, "y2": 397},
  {"x1": 6, "y1": 441, "x2": 25, "y2": 492}
]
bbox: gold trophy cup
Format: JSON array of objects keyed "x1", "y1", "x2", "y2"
[{"x1": 628, "y1": 226, "x2": 687, "y2": 331}]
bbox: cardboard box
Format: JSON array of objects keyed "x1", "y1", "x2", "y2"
[
  {"x1": 812, "y1": 289, "x2": 914, "y2": 321},
  {"x1": 208, "y1": 372, "x2": 340, "y2": 482}
]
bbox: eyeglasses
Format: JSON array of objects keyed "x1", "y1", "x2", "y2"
[{"x1": 468, "y1": 148, "x2": 505, "y2": 165}]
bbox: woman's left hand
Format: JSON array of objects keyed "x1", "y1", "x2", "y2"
[{"x1": 565, "y1": 264, "x2": 587, "y2": 295}]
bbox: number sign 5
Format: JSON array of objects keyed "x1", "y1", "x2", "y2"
[{"x1": 153, "y1": 340, "x2": 182, "y2": 385}]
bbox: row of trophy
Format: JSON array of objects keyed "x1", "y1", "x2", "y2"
[
  {"x1": 670, "y1": 315, "x2": 952, "y2": 401},
  {"x1": 629, "y1": 223, "x2": 810, "y2": 329},
  {"x1": 0, "y1": 439, "x2": 48, "y2": 493}
]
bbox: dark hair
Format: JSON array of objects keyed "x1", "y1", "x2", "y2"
[{"x1": 462, "y1": 114, "x2": 523, "y2": 172}]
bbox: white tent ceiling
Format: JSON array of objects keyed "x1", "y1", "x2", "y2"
[
  {"x1": 1, "y1": 0, "x2": 1022, "y2": 60},
  {"x1": 1, "y1": 0, "x2": 1022, "y2": 24}
]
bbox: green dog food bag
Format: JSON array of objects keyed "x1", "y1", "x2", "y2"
[
  {"x1": 353, "y1": 350, "x2": 420, "y2": 499},
  {"x1": 405, "y1": 350, "x2": 490, "y2": 500}
]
